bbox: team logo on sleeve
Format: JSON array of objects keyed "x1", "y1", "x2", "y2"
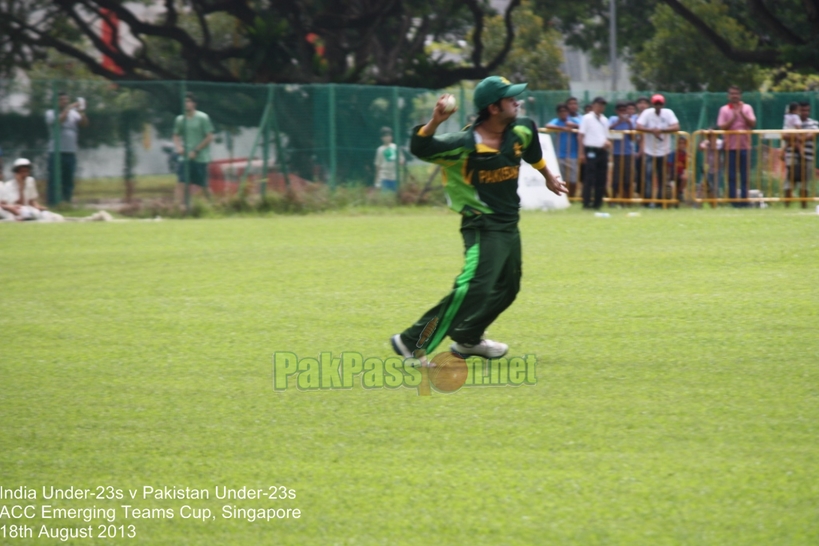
[{"x1": 512, "y1": 125, "x2": 533, "y2": 148}]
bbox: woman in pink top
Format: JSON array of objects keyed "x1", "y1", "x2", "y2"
[{"x1": 717, "y1": 85, "x2": 756, "y2": 207}]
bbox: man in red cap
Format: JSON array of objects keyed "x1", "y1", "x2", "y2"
[{"x1": 636, "y1": 94, "x2": 679, "y2": 206}]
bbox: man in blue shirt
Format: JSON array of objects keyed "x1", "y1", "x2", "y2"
[
  {"x1": 546, "y1": 103, "x2": 582, "y2": 199},
  {"x1": 609, "y1": 100, "x2": 635, "y2": 201},
  {"x1": 632, "y1": 97, "x2": 649, "y2": 197}
]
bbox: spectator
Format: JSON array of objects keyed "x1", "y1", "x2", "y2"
[
  {"x1": 578, "y1": 96, "x2": 611, "y2": 210},
  {"x1": 546, "y1": 103, "x2": 581, "y2": 198},
  {"x1": 781, "y1": 102, "x2": 800, "y2": 171},
  {"x1": 565, "y1": 97, "x2": 582, "y2": 126},
  {"x1": 45, "y1": 92, "x2": 88, "y2": 205},
  {"x1": 633, "y1": 96, "x2": 650, "y2": 196},
  {"x1": 609, "y1": 100, "x2": 635, "y2": 202},
  {"x1": 699, "y1": 129, "x2": 724, "y2": 207},
  {"x1": 717, "y1": 85, "x2": 756, "y2": 207},
  {"x1": 0, "y1": 158, "x2": 64, "y2": 221},
  {"x1": 173, "y1": 92, "x2": 215, "y2": 203},
  {"x1": 634, "y1": 96, "x2": 650, "y2": 120},
  {"x1": 373, "y1": 127, "x2": 403, "y2": 192},
  {"x1": 583, "y1": 103, "x2": 593, "y2": 115},
  {"x1": 784, "y1": 102, "x2": 800, "y2": 131},
  {"x1": 565, "y1": 97, "x2": 584, "y2": 196},
  {"x1": 637, "y1": 94, "x2": 679, "y2": 205},
  {"x1": 783, "y1": 101, "x2": 818, "y2": 208},
  {"x1": 667, "y1": 136, "x2": 688, "y2": 204}
]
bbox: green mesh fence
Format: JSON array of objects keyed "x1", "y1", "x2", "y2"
[{"x1": 0, "y1": 79, "x2": 816, "y2": 205}]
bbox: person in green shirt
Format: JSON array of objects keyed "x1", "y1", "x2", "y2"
[
  {"x1": 173, "y1": 92, "x2": 215, "y2": 203},
  {"x1": 390, "y1": 76, "x2": 567, "y2": 364}
]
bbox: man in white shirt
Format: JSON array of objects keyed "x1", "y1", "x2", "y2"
[
  {"x1": 0, "y1": 158, "x2": 64, "y2": 221},
  {"x1": 577, "y1": 96, "x2": 612, "y2": 210},
  {"x1": 45, "y1": 92, "x2": 88, "y2": 205},
  {"x1": 636, "y1": 94, "x2": 679, "y2": 204}
]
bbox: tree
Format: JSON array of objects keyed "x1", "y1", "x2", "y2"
[
  {"x1": 532, "y1": 0, "x2": 660, "y2": 67},
  {"x1": 0, "y1": 0, "x2": 525, "y2": 88},
  {"x1": 762, "y1": 66, "x2": 819, "y2": 92},
  {"x1": 659, "y1": 0, "x2": 819, "y2": 72},
  {"x1": 630, "y1": 1, "x2": 763, "y2": 92},
  {"x1": 534, "y1": 0, "x2": 819, "y2": 74},
  {"x1": 481, "y1": 0, "x2": 568, "y2": 90}
]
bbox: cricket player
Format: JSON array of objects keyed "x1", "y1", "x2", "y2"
[{"x1": 391, "y1": 76, "x2": 567, "y2": 363}]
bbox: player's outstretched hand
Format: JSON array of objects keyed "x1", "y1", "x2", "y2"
[
  {"x1": 431, "y1": 94, "x2": 457, "y2": 124},
  {"x1": 545, "y1": 172, "x2": 569, "y2": 196}
]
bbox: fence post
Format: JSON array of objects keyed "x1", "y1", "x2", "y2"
[
  {"x1": 754, "y1": 93, "x2": 762, "y2": 180},
  {"x1": 121, "y1": 109, "x2": 135, "y2": 203},
  {"x1": 812, "y1": 93, "x2": 817, "y2": 184},
  {"x1": 329, "y1": 83, "x2": 337, "y2": 189},
  {"x1": 180, "y1": 81, "x2": 191, "y2": 213},
  {"x1": 261, "y1": 85, "x2": 272, "y2": 198},
  {"x1": 392, "y1": 86, "x2": 401, "y2": 188},
  {"x1": 696, "y1": 93, "x2": 708, "y2": 130},
  {"x1": 270, "y1": 84, "x2": 290, "y2": 189},
  {"x1": 49, "y1": 80, "x2": 63, "y2": 206}
]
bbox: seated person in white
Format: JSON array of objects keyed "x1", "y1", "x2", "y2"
[{"x1": 1, "y1": 158, "x2": 64, "y2": 222}]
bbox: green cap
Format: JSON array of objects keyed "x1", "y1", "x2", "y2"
[{"x1": 473, "y1": 76, "x2": 528, "y2": 111}]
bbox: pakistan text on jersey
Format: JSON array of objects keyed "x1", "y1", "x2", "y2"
[{"x1": 479, "y1": 166, "x2": 520, "y2": 184}]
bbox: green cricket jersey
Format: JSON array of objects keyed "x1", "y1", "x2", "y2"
[{"x1": 410, "y1": 117, "x2": 545, "y2": 230}]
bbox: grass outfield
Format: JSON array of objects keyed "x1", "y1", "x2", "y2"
[{"x1": 1, "y1": 207, "x2": 818, "y2": 545}]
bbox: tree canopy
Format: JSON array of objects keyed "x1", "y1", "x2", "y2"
[
  {"x1": 535, "y1": 0, "x2": 819, "y2": 88},
  {"x1": 660, "y1": 0, "x2": 819, "y2": 71},
  {"x1": 1, "y1": 0, "x2": 816, "y2": 90},
  {"x1": 0, "y1": 0, "x2": 521, "y2": 88},
  {"x1": 482, "y1": 0, "x2": 568, "y2": 90},
  {"x1": 630, "y1": 2, "x2": 763, "y2": 92}
]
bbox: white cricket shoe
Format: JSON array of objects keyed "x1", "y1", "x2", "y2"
[
  {"x1": 450, "y1": 339, "x2": 508, "y2": 358},
  {"x1": 390, "y1": 334, "x2": 430, "y2": 367}
]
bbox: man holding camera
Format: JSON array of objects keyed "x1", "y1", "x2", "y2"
[{"x1": 45, "y1": 92, "x2": 88, "y2": 205}]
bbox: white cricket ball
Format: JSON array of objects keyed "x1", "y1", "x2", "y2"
[{"x1": 441, "y1": 95, "x2": 457, "y2": 113}]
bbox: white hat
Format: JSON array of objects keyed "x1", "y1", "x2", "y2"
[{"x1": 12, "y1": 158, "x2": 32, "y2": 171}]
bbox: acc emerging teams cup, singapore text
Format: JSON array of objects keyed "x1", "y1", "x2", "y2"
[{"x1": 0, "y1": 484, "x2": 300, "y2": 541}]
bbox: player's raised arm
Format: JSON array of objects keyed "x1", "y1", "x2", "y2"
[
  {"x1": 418, "y1": 94, "x2": 458, "y2": 137},
  {"x1": 411, "y1": 95, "x2": 465, "y2": 163}
]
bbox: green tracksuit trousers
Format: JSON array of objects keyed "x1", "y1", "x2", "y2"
[{"x1": 400, "y1": 225, "x2": 522, "y2": 355}]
